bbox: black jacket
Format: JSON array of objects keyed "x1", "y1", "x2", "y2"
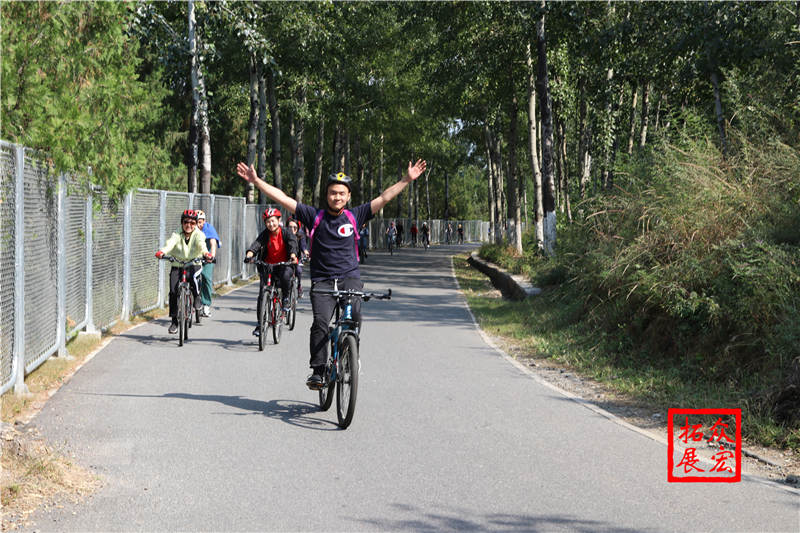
[{"x1": 247, "y1": 226, "x2": 298, "y2": 262}]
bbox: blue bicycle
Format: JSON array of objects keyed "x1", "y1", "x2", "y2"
[{"x1": 311, "y1": 281, "x2": 391, "y2": 429}]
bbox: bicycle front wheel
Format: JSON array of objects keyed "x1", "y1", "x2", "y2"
[
  {"x1": 177, "y1": 288, "x2": 186, "y2": 346},
  {"x1": 258, "y1": 289, "x2": 269, "y2": 351},
  {"x1": 271, "y1": 297, "x2": 283, "y2": 344},
  {"x1": 336, "y1": 334, "x2": 359, "y2": 429}
]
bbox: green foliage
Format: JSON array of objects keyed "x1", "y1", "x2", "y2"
[
  {"x1": 1, "y1": 1, "x2": 180, "y2": 197},
  {"x1": 535, "y1": 133, "x2": 800, "y2": 439}
]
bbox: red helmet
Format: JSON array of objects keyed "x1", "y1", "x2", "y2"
[
  {"x1": 181, "y1": 209, "x2": 198, "y2": 222},
  {"x1": 262, "y1": 207, "x2": 281, "y2": 221}
]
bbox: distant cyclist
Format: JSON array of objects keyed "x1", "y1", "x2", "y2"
[
  {"x1": 410, "y1": 222, "x2": 418, "y2": 247},
  {"x1": 155, "y1": 210, "x2": 212, "y2": 334},
  {"x1": 421, "y1": 222, "x2": 430, "y2": 248},
  {"x1": 244, "y1": 208, "x2": 298, "y2": 337},
  {"x1": 445, "y1": 223, "x2": 453, "y2": 244},
  {"x1": 237, "y1": 158, "x2": 426, "y2": 389},
  {"x1": 358, "y1": 223, "x2": 370, "y2": 263},
  {"x1": 386, "y1": 221, "x2": 398, "y2": 250},
  {"x1": 457, "y1": 223, "x2": 464, "y2": 244},
  {"x1": 196, "y1": 210, "x2": 220, "y2": 317}
]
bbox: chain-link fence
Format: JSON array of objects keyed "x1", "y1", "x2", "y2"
[{"x1": 0, "y1": 140, "x2": 491, "y2": 395}]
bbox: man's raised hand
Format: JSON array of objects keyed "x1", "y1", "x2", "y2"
[
  {"x1": 407, "y1": 159, "x2": 427, "y2": 182},
  {"x1": 236, "y1": 162, "x2": 258, "y2": 183}
]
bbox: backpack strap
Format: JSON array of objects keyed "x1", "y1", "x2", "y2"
[{"x1": 343, "y1": 209, "x2": 360, "y2": 262}]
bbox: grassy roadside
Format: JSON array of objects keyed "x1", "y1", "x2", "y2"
[
  {"x1": 453, "y1": 252, "x2": 799, "y2": 454},
  {"x1": 1, "y1": 278, "x2": 252, "y2": 528}
]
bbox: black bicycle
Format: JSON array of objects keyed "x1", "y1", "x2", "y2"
[
  {"x1": 284, "y1": 264, "x2": 298, "y2": 332},
  {"x1": 247, "y1": 258, "x2": 295, "y2": 349},
  {"x1": 160, "y1": 256, "x2": 203, "y2": 347},
  {"x1": 311, "y1": 281, "x2": 391, "y2": 429}
]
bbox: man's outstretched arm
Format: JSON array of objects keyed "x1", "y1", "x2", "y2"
[
  {"x1": 370, "y1": 159, "x2": 426, "y2": 215},
  {"x1": 236, "y1": 162, "x2": 298, "y2": 213}
]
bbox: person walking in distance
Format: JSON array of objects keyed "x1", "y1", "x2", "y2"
[{"x1": 236, "y1": 159, "x2": 426, "y2": 389}]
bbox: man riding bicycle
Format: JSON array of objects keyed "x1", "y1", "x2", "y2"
[
  {"x1": 244, "y1": 208, "x2": 298, "y2": 337},
  {"x1": 237, "y1": 158, "x2": 426, "y2": 389},
  {"x1": 421, "y1": 222, "x2": 430, "y2": 247},
  {"x1": 155, "y1": 209, "x2": 212, "y2": 334}
]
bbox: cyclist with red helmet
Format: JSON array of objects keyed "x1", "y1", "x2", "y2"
[
  {"x1": 244, "y1": 207, "x2": 298, "y2": 337},
  {"x1": 155, "y1": 209, "x2": 212, "y2": 334},
  {"x1": 236, "y1": 158, "x2": 426, "y2": 389}
]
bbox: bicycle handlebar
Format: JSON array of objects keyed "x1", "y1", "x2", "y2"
[
  {"x1": 159, "y1": 256, "x2": 207, "y2": 266},
  {"x1": 310, "y1": 287, "x2": 391, "y2": 302},
  {"x1": 246, "y1": 258, "x2": 297, "y2": 270}
]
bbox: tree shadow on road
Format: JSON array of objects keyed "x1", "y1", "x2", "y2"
[{"x1": 353, "y1": 502, "x2": 648, "y2": 532}]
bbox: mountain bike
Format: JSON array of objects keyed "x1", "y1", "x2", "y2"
[
  {"x1": 160, "y1": 256, "x2": 204, "y2": 347},
  {"x1": 311, "y1": 281, "x2": 391, "y2": 429},
  {"x1": 248, "y1": 259, "x2": 295, "y2": 349}
]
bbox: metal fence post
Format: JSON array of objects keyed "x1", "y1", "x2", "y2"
[
  {"x1": 158, "y1": 191, "x2": 166, "y2": 308},
  {"x1": 84, "y1": 192, "x2": 97, "y2": 335},
  {"x1": 121, "y1": 190, "x2": 133, "y2": 321},
  {"x1": 226, "y1": 198, "x2": 233, "y2": 286},
  {"x1": 188, "y1": 192, "x2": 194, "y2": 210},
  {"x1": 56, "y1": 173, "x2": 71, "y2": 358},
  {"x1": 240, "y1": 200, "x2": 247, "y2": 280},
  {"x1": 13, "y1": 146, "x2": 28, "y2": 395}
]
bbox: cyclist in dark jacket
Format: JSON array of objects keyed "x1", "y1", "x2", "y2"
[
  {"x1": 237, "y1": 158, "x2": 426, "y2": 389},
  {"x1": 287, "y1": 217, "x2": 308, "y2": 298},
  {"x1": 244, "y1": 208, "x2": 298, "y2": 337}
]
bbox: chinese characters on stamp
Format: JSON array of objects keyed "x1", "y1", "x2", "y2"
[{"x1": 668, "y1": 408, "x2": 741, "y2": 482}]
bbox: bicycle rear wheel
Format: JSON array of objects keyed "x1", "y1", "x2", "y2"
[
  {"x1": 336, "y1": 334, "x2": 359, "y2": 429},
  {"x1": 258, "y1": 289, "x2": 269, "y2": 351}
]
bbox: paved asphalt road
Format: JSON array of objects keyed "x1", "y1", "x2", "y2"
[{"x1": 26, "y1": 244, "x2": 799, "y2": 531}]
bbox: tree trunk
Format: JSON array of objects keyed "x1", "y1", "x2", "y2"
[
  {"x1": 444, "y1": 169, "x2": 449, "y2": 220},
  {"x1": 292, "y1": 84, "x2": 306, "y2": 203},
  {"x1": 508, "y1": 90, "x2": 522, "y2": 253},
  {"x1": 354, "y1": 133, "x2": 363, "y2": 204},
  {"x1": 654, "y1": 90, "x2": 664, "y2": 131},
  {"x1": 343, "y1": 129, "x2": 350, "y2": 176},
  {"x1": 197, "y1": 51, "x2": 211, "y2": 194},
  {"x1": 491, "y1": 130, "x2": 504, "y2": 244},
  {"x1": 536, "y1": 3, "x2": 556, "y2": 256},
  {"x1": 626, "y1": 81, "x2": 638, "y2": 155},
  {"x1": 558, "y1": 116, "x2": 572, "y2": 222},
  {"x1": 257, "y1": 65, "x2": 268, "y2": 204},
  {"x1": 577, "y1": 77, "x2": 591, "y2": 199},
  {"x1": 266, "y1": 68, "x2": 281, "y2": 189},
  {"x1": 246, "y1": 55, "x2": 259, "y2": 202},
  {"x1": 187, "y1": 0, "x2": 198, "y2": 194},
  {"x1": 425, "y1": 166, "x2": 430, "y2": 220},
  {"x1": 526, "y1": 42, "x2": 544, "y2": 251},
  {"x1": 378, "y1": 133, "x2": 384, "y2": 218},
  {"x1": 397, "y1": 163, "x2": 403, "y2": 219},
  {"x1": 484, "y1": 121, "x2": 496, "y2": 241},
  {"x1": 639, "y1": 79, "x2": 650, "y2": 147},
  {"x1": 599, "y1": 66, "x2": 615, "y2": 192},
  {"x1": 710, "y1": 70, "x2": 727, "y2": 156},
  {"x1": 312, "y1": 119, "x2": 324, "y2": 208}
]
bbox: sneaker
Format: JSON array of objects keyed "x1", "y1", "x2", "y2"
[
  {"x1": 297, "y1": 286, "x2": 303, "y2": 299},
  {"x1": 202, "y1": 305, "x2": 211, "y2": 317},
  {"x1": 252, "y1": 326, "x2": 260, "y2": 337},
  {"x1": 306, "y1": 366, "x2": 325, "y2": 390},
  {"x1": 168, "y1": 321, "x2": 178, "y2": 334}
]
